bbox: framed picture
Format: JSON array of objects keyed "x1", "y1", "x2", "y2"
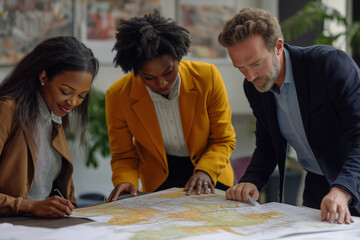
[
  {"x1": 81, "y1": 0, "x2": 164, "y2": 64},
  {"x1": 0, "y1": 0, "x2": 74, "y2": 66},
  {"x1": 177, "y1": 0, "x2": 236, "y2": 63}
]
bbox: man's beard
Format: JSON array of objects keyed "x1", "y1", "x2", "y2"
[{"x1": 253, "y1": 53, "x2": 281, "y2": 93}]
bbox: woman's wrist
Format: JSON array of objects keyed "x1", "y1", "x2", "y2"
[{"x1": 18, "y1": 199, "x2": 34, "y2": 214}]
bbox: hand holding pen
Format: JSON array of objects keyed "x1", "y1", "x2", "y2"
[
  {"x1": 18, "y1": 189, "x2": 74, "y2": 218},
  {"x1": 225, "y1": 182, "x2": 259, "y2": 206},
  {"x1": 247, "y1": 194, "x2": 257, "y2": 206}
]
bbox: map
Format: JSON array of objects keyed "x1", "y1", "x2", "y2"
[{"x1": 72, "y1": 188, "x2": 360, "y2": 240}]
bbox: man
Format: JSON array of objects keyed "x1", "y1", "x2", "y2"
[{"x1": 218, "y1": 8, "x2": 360, "y2": 224}]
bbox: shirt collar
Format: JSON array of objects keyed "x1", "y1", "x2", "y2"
[
  {"x1": 283, "y1": 48, "x2": 294, "y2": 85},
  {"x1": 270, "y1": 47, "x2": 294, "y2": 95},
  {"x1": 146, "y1": 73, "x2": 181, "y2": 101},
  {"x1": 37, "y1": 92, "x2": 62, "y2": 124}
]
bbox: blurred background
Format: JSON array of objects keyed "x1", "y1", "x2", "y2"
[{"x1": 0, "y1": 0, "x2": 358, "y2": 206}]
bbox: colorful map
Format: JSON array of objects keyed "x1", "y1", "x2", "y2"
[{"x1": 72, "y1": 188, "x2": 360, "y2": 240}]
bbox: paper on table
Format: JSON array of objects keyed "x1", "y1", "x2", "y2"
[
  {"x1": 2, "y1": 188, "x2": 359, "y2": 240},
  {"x1": 70, "y1": 188, "x2": 360, "y2": 240}
]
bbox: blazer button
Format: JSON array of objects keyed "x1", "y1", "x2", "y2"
[{"x1": 192, "y1": 155, "x2": 197, "y2": 160}]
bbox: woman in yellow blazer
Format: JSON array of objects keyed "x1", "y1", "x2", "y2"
[
  {"x1": 107, "y1": 11, "x2": 236, "y2": 201},
  {"x1": 0, "y1": 37, "x2": 98, "y2": 217}
]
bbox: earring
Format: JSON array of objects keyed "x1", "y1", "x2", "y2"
[{"x1": 41, "y1": 82, "x2": 45, "y2": 86}]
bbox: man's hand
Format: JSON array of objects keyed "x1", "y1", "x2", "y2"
[
  {"x1": 321, "y1": 187, "x2": 354, "y2": 224},
  {"x1": 226, "y1": 182, "x2": 259, "y2": 204}
]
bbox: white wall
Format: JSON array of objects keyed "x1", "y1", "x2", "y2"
[
  {"x1": 322, "y1": 0, "x2": 347, "y2": 51},
  {"x1": 68, "y1": 141, "x2": 114, "y2": 200},
  {"x1": 0, "y1": 66, "x2": 12, "y2": 81}
]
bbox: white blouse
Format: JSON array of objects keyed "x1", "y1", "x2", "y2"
[
  {"x1": 146, "y1": 74, "x2": 189, "y2": 157},
  {"x1": 27, "y1": 92, "x2": 63, "y2": 200}
]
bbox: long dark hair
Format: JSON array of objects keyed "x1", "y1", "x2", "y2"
[{"x1": 0, "y1": 36, "x2": 99, "y2": 135}]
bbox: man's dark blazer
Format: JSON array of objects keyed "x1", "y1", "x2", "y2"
[{"x1": 241, "y1": 43, "x2": 360, "y2": 214}]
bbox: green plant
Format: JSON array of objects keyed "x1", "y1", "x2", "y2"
[
  {"x1": 86, "y1": 89, "x2": 110, "y2": 168},
  {"x1": 280, "y1": 1, "x2": 360, "y2": 64},
  {"x1": 66, "y1": 89, "x2": 110, "y2": 168}
]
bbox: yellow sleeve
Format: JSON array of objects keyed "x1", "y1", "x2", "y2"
[
  {"x1": 194, "y1": 64, "x2": 236, "y2": 185},
  {"x1": 105, "y1": 85, "x2": 140, "y2": 189}
]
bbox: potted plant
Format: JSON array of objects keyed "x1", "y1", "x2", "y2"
[
  {"x1": 280, "y1": 1, "x2": 360, "y2": 66},
  {"x1": 86, "y1": 89, "x2": 110, "y2": 168},
  {"x1": 67, "y1": 89, "x2": 110, "y2": 168}
]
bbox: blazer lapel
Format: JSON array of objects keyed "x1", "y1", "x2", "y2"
[
  {"x1": 52, "y1": 123, "x2": 72, "y2": 163},
  {"x1": 294, "y1": 78, "x2": 308, "y2": 136},
  {"x1": 261, "y1": 91, "x2": 287, "y2": 202},
  {"x1": 130, "y1": 76, "x2": 166, "y2": 163},
  {"x1": 178, "y1": 65, "x2": 197, "y2": 143},
  {"x1": 261, "y1": 91, "x2": 280, "y2": 135},
  {"x1": 286, "y1": 44, "x2": 309, "y2": 137}
]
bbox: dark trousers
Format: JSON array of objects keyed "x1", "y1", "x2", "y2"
[
  {"x1": 155, "y1": 154, "x2": 229, "y2": 191},
  {"x1": 303, "y1": 171, "x2": 359, "y2": 216},
  {"x1": 303, "y1": 171, "x2": 330, "y2": 209}
]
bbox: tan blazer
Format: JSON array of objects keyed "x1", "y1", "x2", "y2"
[
  {"x1": 106, "y1": 60, "x2": 236, "y2": 192},
  {"x1": 0, "y1": 99, "x2": 76, "y2": 216}
]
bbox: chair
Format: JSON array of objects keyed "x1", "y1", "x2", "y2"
[
  {"x1": 231, "y1": 156, "x2": 252, "y2": 182},
  {"x1": 77, "y1": 193, "x2": 106, "y2": 207}
]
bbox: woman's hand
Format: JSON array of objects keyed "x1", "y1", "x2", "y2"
[
  {"x1": 107, "y1": 182, "x2": 137, "y2": 202},
  {"x1": 184, "y1": 170, "x2": 215, "y2": 195},
  {"x1": 19, "y1": 196, "x2": 74, "y2": 218}
]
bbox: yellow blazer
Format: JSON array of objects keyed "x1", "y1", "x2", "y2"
[
  {"x1": 0, "y1": 99, "x2": 76, "y2": 216},
  {"x1": 106, "y1": 60, "x2": 236, "y2": 192}
]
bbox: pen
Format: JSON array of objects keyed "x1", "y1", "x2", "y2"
[
  {"x1": 53, "y1": 188, "x2": 65, "y2": 198},
  {"x1": 248, "y1": 194, "x2": 256, "y2": 206}
]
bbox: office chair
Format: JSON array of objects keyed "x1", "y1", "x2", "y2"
[{"x1": 231, "y1": 156, "x2": 252, "y2": 183}]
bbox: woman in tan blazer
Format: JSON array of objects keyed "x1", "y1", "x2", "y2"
[
  {"x1": 0, "y1": 37, "x2": 99, "y2": 217},
  {"x1": 107, "y1": 11, "x2": 236, "y2": 201}
]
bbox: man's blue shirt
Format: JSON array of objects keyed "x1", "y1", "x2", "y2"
[{"x1": 271, "y1": 48, "x2": 322, "y2": 175}]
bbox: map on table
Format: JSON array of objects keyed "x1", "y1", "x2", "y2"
[{"x1": 72, "y1": 188, "x2": 360, "y2": 240}]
